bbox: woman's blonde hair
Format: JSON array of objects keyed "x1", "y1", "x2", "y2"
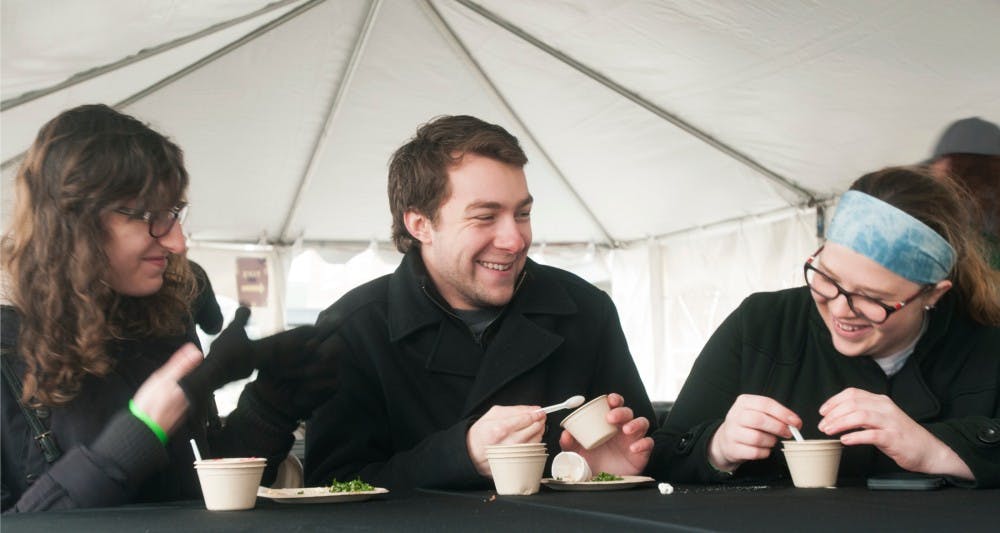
[
  {"x1": 2, "y1": 104, "x2": 197, "y2": 406},
  {"x1": 850, "y1": 166, "x2": 1000, "y2": 326}
]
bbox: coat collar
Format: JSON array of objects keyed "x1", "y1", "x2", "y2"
[
  {"x1": 895, "y1": 292, "x2": 960, "y2": 420},
  {"x1": 385, "y1": 250, "x2": 579, "y2": 414}
]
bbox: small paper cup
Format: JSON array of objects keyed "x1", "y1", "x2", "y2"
[
  {"x1": 488, "y1": 454, "x2": 548, "y2": 495},
  {"x1": 782, "y1": 440, "x2": 843, "y2": 488},
  {"x1": 560, "y1": 395, "x2": 617, "y2": 450},
  {"x1": 194, "y1": 458, "x2": 266, "y2": 510},
  {"x1": 551, "y1": 451, "x2": 592, "y2": 482}
]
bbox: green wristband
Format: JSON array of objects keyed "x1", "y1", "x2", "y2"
[{"x1": 128, "y1": 399, "x2": 169, "y2": 446}]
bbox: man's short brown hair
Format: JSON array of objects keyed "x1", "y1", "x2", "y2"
[{"x1": 387, "y1": 115, "x2": 528, "y2": 253}]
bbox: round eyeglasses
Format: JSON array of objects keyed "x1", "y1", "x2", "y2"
[
  {"x1": 803, "y1": 247, "x2": 932, "y2": 324},
  {"x1": 114, "y1": 202, "x2": 189, "y2": 238}
]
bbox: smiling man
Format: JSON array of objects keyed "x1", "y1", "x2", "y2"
[{"x1": 304, "y1": 115, "x2": 655, "y2": 490}]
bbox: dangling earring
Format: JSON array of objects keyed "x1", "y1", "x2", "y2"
[{"x1": 923, "y1": 304, "x2": 934, "y2": 311}]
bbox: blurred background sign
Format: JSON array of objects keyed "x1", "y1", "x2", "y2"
[{"x1": 237, "y1": 257, "x2": 268, "y2": 307}]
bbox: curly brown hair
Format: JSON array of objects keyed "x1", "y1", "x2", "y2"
[
  {"x1": 849, "y1": 166, "x2": 1000, "y2": 326},
  {"x1": 2, "y1": 104, "x2": 197, "y2": 406},
  {"x1": 387, "y1": 115, "x2": 528, "y2": 253}
]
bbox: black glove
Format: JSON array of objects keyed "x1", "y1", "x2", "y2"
[
  {"x1": 244, "y1": 320, "x2": 344, "y2": 424},
  {"x1": 179, "y1": 307, "x2": 318, "y2": 412}
]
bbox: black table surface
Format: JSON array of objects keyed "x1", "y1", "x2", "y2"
[{"x1": 3, "y1": 482, "x2": 996, "y2": 532}]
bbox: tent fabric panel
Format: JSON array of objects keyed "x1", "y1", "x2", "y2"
[
  {"x1": 288, "y1": 0, "x2": 607, "y2": 244},
  {"x1": 125, "y1": 0, "x2": 372, "y2": 243},
  {"x1": 1, "y1": 1, "x2": 305, "y2": 163}
]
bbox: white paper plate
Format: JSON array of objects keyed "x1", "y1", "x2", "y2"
[
  {"x1": 541, "y1": 475, "x2": 656, "y2": 491},
  {"x1": 257, "y1": 486, "x2": 389, "y2": 504}
]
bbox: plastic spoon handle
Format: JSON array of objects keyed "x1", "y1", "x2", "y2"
[
  {"x1": 538, "y1": 395, "x2": 586, "y2": 414},
  {"x1": 788, "y1": 425, "x2": 804, "y2": 442}
]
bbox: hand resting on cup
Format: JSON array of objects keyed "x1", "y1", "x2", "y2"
[
  {"x1": 467, "y1": 405, "x2": 545, "y2": 477},
  {"x1": 818, "y1": 387, "x2": 973, "y2": 480}
]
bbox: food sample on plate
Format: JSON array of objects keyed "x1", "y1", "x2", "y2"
[
  {"x1": 329, "y1": 477, "x2": 376, "y2": 493},
  {"x1": 590, "y1": 472, "x2": 624, "y2": 482}
]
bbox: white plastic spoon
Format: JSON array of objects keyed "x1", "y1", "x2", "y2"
[
  {"x1": 538, "y1": 395, "x2": 585, "y2": 414},
  {"x1": 788, "y1": 425, "x2": 804, "y2": 442}
]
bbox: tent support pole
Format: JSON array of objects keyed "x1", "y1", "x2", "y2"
[
  {"x1": 422, "y1": 0, "x2": 618, "y2": 247},
  {"x1": 454, "y1": 0, "x2": 817, "y2": 205},
  {"x1": 278, "y1": 0, "x2": 384, "y2": 243}
]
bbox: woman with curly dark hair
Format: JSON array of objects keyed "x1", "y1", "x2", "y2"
[{"x1": 2, "y1": 104, "x2": 339, "y2": 512}]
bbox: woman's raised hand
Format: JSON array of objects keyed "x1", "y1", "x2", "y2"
[
  {"x1": 708, "y1": 394, "x2": 800, "y2": 473},
  {"x1": 133, "y1": 343, "x2": 203, "y2": 435}
]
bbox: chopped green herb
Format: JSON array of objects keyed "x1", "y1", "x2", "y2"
[
  {"x1": 296, "y1": 490, "x2": 304, "y2": 495},
  {"x1": 328, "y1": 477, "x2": 375, "y2": 493},
  {"x1": 590, "y1": 472, "x2": 623, "y2": 482}
]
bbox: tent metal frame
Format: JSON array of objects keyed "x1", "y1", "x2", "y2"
[
  {"x1": 0, "y1": 0, "x2": 304, "y2": 112},
  {"x1": 279, "y1": 0, "x2": 384, "y2": 243},
  {"x1": 454, "y1": 0, "x2": 819, "y2": 209},
  {"x1": 422, "y1": 0, "x2": 617, "y2": 246},
  {"x1": 3, "y1": 0, "x2": 830, "y2": 246}
]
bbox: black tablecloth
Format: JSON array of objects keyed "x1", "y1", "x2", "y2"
[{"x1": 3, "y1": 483, "x2": 996, "y2": 532}]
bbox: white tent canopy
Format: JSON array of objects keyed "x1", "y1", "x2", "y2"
[
  {"x1": 3, "y1": 0, "x2": 998, "y2": 399},
  {"x1": 6, "y1": 0, "x2": 998, "y2": 245}
]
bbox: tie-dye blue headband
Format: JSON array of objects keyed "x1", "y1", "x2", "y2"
[{"x1": 827, "y1": 191, "x2": 955, "y2": 284}]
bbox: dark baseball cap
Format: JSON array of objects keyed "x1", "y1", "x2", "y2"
[{"x1": 931, "y1": 117, "x2": 1000, "y2": 159}]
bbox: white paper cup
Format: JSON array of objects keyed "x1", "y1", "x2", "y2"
[
  {"x1": 488, "y1": 454, "x2": 548, "y2": 495},
  {"x1": 551, "y1": 451, "x2": 592, "y2": 482},
  {"x1": 782, "y1": 440, "x2": 843, "y2": 488},
  {"x1": 194, "y1": 458, "x2": 267, "y2": 510},
  {"x1": 560, "y1": 395, "x2": 617, "y2": 450}
]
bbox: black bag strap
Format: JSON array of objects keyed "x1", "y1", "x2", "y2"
[{"x1": 1, "y1": 348, "x2": 63, "y2": 463}]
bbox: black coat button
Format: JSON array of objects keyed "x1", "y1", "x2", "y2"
[
  {"x1": 676, "y1": 432, "x2": 693, "y2": 452},
  {"x1": 978, "y1": 426, "x2": 1000, "y2": 444}
]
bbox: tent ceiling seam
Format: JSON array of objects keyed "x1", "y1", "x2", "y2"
[
  {"x1": 113, "y1": 0, "x2": 326, "y2": 110},
  {"x1": 0, "y1": 0, "x2": 305, "y2": 111},
  {"x1": 278, "y1": 0, "x2": 384, "y2": 243},
  {"x1": 1, "y1": 0, "x2": 326, "y2": 173},
  {"x1": 455, "y1": 0, "x2": 819, "y2": 206},
  {"x1": 426, "y1": 0, "x2": 618, "y2": 247}
]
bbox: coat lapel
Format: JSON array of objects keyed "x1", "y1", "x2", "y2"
[
  {"x1": 387, "y1": 254, "x2": 581, "y2": 412},
  {"x1": 461, "y1": 262, "x2": 578, "y2": 415},
  {"x1": 890, "y1": 297, "x2": 956, "y2": 421}
]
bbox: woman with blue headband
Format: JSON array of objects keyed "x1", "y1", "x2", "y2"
[{"x1": 643, "y1": 166, "x2": 1000, "y2": 488}]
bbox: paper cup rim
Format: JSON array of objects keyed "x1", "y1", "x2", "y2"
[
  {"x1": 559, "y1": 394, "x2": 609, "y2": 427},
  {"x1": 781, "y1": 439, "x2": 841, "y2": 446},
  {"x1": 194, "y1": 457, "x2": 266, "y2": 464}
]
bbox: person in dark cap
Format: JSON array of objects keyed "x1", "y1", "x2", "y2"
[{"x1": 926, "y1": 117, "x2": 1000, "y2": 268}]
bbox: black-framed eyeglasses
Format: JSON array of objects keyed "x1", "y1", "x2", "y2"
[
  {"x1": 804, "y1": 246, "x2": 932, "y2": 324},
  {"x1": 114, "y1": 202, "x2": 189, "y2": 238}
]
